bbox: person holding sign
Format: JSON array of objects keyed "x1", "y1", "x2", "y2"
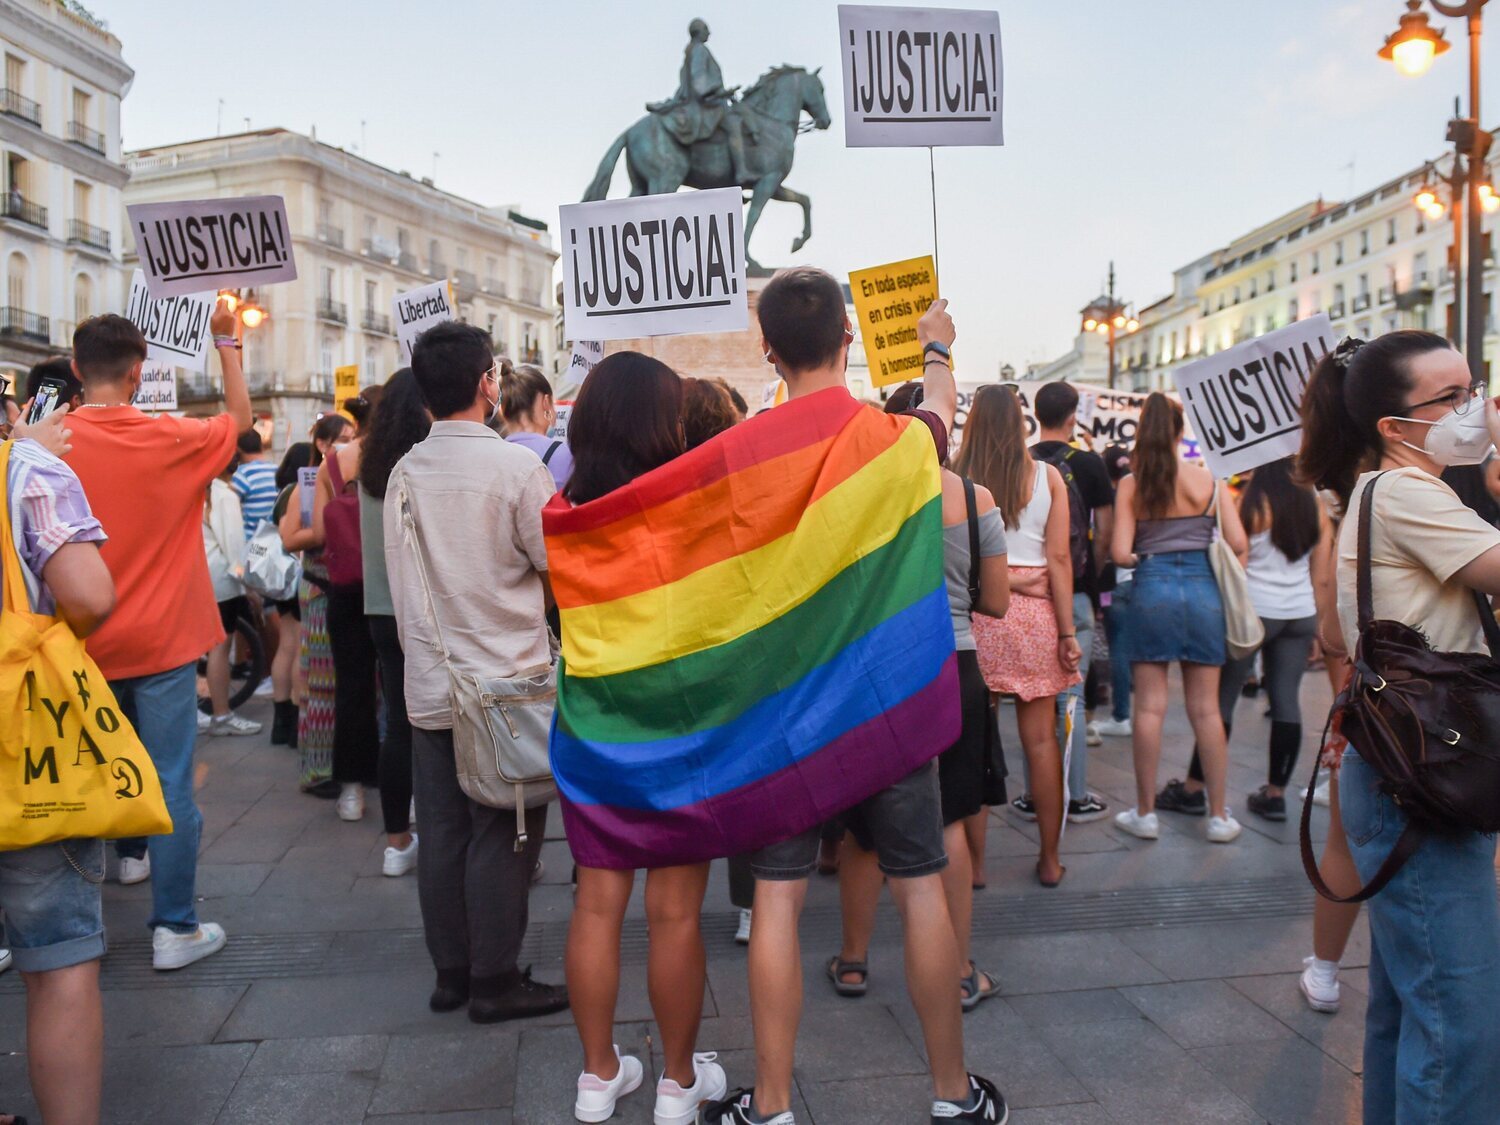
[{"x1": 1110, "y1": 395, "x2": 1246, "y2": 846}]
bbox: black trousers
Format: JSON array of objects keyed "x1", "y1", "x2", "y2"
[
  {"x1": 369, "y1": 614, "x2": 412, "y2": 835},
  {"x1": 325, "y1": 583, "x2": 379, "y2": 787}
]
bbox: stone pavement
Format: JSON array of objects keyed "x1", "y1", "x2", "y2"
[{"x1": 0, "y1": 669, "x2": 1384, "y2": 1123}]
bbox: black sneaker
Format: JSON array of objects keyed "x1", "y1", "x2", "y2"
[
  {"x1": 1155, "y1": 778, "x2": 1206, "y2": 816},
  {"x1": 467, "y1": 966, "x2": 569, "y2": 1024},
  {"x1": 1067, "y1": 794, "x2": 1110, "y2": 823},
  {"x1": 704, "y1": 1089, "x2": 796, "y2": 1124},
  {"x1": 1246, "y1": 785, "x2": 1287, "y2": 822},
  {"x1": 932, "y1": 1073, "x2": 1008, "y2": 1122},
  {"x1": 1009, "y1": 795, "x2": 1037, "y2": 821}
]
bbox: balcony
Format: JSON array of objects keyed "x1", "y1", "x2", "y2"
[
  {"x1": 67, "y1": 120, "x2": 105, "y2": 154},
  {"x1": 520, "y1": 346, "x2": 543, "y2": 365},
  {"x1": 1395, "y1": 286, "x2": 1434, "y2": 312},
  {"x1": 0, "y1": 88, "x2": 40, "y2": 127},
  {"x1": 481, "y1": 277, "x2": 507, "y2": 297},
  {"x1": 316, "y1": 298, "x2": 347, "y2": 325},
  {"x1": 1351, "y1": 293, "x2": 1372, "y2": 313},
  {"x1": 67, "y1": 218, "x2": 110, "y2": 251},
  {"x1": 361, "y1": 308, "x2": 393, "y2": 335},
  {"x1": 360, "y1": 236, "x2": 399, "y2": 263},
  {"x1": 397, "y1": 251, "x2": 419, "y2": 273},
  {"x1": 316, "y1": 223, "x2": 345, "y2": 249},
  {"x1": 1, "y1": 192, "x2": 48, "y2": 232},
  {"x1": 0, "y1": 306, "x2": 50, "y2": 343},
  {"x1": 424, "y1": 258, "x2": 448, "y2": 278},
  {"x1": 1328, "y1": 301, "x2": 1347, "y2": 319},
  {"x1": 454, "y1": 269, "x2": 478, "y2": 296},
  {"x1": 1378, "y1": 285, "x2": 1394, "y2": 305}
]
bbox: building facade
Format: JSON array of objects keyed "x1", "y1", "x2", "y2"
[
  {"x1": 0, "y1": 0, "x2": 132, "y2": 385},
  {"x1": 124, "y1": 128, "x2": 556, "y2": 444}
]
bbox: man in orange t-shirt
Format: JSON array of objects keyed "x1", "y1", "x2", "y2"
[{"x1": 65, "y1": 308, "x2": 251, "y2": 972}]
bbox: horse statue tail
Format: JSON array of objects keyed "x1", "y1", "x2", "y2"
[{"x1": 583, "y1": 131, "x2": 629, "y2": 201}]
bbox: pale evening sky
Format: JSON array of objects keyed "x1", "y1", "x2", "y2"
[{"x1": 105, "y1": 0, "x2": 1499, "y2": 377}]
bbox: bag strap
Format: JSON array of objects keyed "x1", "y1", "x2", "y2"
[
  {"x1": 1355, "y1": 472, "x2": 1387, "y2": 632},
  {"x1": 397, "y1": 483, "x2": 455, "y2": 664},
  {"x1": 1298, "y1": 742, "x2": 1426, "y2": 903},
  {"x1": 325, "y1": 449, "x2": 350, "y2": 496},
  {"x1": 542, "y1": 441, "x2": 562, "y2": 467},
  {"x1": 963, "y1": 477, "x2": 981, "y2": 611},
  {"x1": 0, "y1": 441, "x2": 28, "y2": 618}
]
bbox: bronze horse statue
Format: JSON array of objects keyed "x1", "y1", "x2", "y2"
[{"x1": 583, "y1": 66, "x2": 831, "y2": 269}]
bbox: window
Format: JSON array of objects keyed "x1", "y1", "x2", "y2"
[
  {"x1": 1288, "y1": 297, "x2": 1299, "y2": 321},
  {"x1": 485, "y1": 255, "x2": 497, "y2": 277},
  {"x1": 72, "y1": 180, "x2": 91, "y2": 223},
  {"x1": 71, "y1": 87, "x2": 90, "y2": 128},
  {"x1": 1334, "y1": 283, "x2": 1345, "y2": 304},
  {"x1": 319, "y1": 266, "x2": 335, "y2": 300},
  {"x1": 1415, "y1": 251, "x2": 1429, "y2": 282},
  {"x1": 1360, "y1": 229, "x2": 1370, "y2": 256},
  {"x1": 1335, "y1": 240, "x2": 1344, "y2": 266},
  {"x1": 397, "y1": 226, "x2": 409, "y2": 250},
  {"x1": 486, "y1": 312, "x2": 498, "y2": 340},
  {"x1": 4, "y1": 55, "x2": 22, "y2": 96},
  {"x1": 364, "y1": 214, "x2": 376, "y2": 238},
  {"x1": 1266, "y1": 269, "x2": 1275, "y2": 291},
  {"x1": 457, "y1": 246, "x2": 468, "y2": 270},
  {"x1": 7, "y1": 251, "x2": 27, "y2": 309},
  {"x1": 1311, "y1": 250, "x2": 1320, "y2": 275},
  {"x1": 1290, "y1": 261, "x2": 1298, "y2": 283},
  {"x1": 5, "y1": 152, "x2": 30, "y2": 198},
  {"x1": 364, "y1": 278, "x2": 376, "y2": 310},
  {"x1": 73, "y1": 273, "x2": 91, "y2": 324},
  {"x1": 320, "y1": 335, "x2": 334, "y2": 375},
  {"x1": 1388, "y1": 217, "x2": 1398, "y2": 245},
  {"x1": 1249, "y1": 279, "x2": 1258, "y2": 298}
]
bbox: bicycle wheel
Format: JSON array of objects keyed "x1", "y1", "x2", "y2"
[{"x1": 226, "y1": 614, "x2": 266, "y2": 711}]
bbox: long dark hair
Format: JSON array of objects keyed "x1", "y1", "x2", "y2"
[
  {"x1": 1240, "y1": 458, "x2": 1319, "y2": 561},
  {"x1": 309, "y1": 415, "x2": 350, "y2": 466},
  {"x1": 564, "y1": 352, "x2": 684, "y2": 506},
  {"x1": 276, "y1": 442, "x2": 315, "y2": 490},
  {"x1": 359, "y1": 369, "x2": 431, "y2": 500},
  {"x1": 1297, "y1": 331, "x2": 1452, "y2": 504},
  {"x1": 1132, "y1": 393, "x2": 1184, "y2": 519},
  {"x1": 951, "y1": 384, "x2": 1031, "y2": 530}
]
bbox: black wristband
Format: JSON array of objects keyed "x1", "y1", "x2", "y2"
[{"x1": 922, "y1": 340, "x2": 951, "y2": 361}]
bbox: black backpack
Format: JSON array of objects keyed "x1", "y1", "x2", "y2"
[{"x1": 1033, "y1": 446, "x2": 1093, "y2": 596}]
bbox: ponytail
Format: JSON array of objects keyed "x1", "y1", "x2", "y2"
[
  {"x1": 499, "y1": 363, "x2": 553, "y2": 425},
  {"x1": 1132, "y1": 393, "x2": 1184, "y2": 519}
]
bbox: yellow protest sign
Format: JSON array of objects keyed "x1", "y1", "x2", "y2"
[
  {"x1": 333, "y1": 364, "x2": 360, "y2": 419},
  {"x1": 849, "y1": 256, "x2": 941, "y2": 388}
]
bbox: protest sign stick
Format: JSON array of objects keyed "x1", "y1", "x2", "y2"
[
  {"x1": 1059, "y1": 692, "x2": 1077, "y2": 848},
  {"x1": 928, "y1": 146, "x2": 940, "y2": 281}
]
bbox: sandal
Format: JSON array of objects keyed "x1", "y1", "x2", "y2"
[
  {"x1": 960, "y1": 964, "x2": 999, "y2": 1011},
  {"x1": 825, "y1": 955, "x2": 868, "y2": 997}
]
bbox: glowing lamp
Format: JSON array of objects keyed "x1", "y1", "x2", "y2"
[
  {"x1": 1095, "y1": 323, "x2": 1110, "y2": 336},
  {"x1": 1415, "y1": 186, "x2": 1438, "y2": 210},
  {"x1": 1126, "y1": 318, "x2": 1140, "y2": 332},
  {"x1": 1083, "y1": 317, "x2": 1098, "y2": 331},
  {"x1": 239, "y1": 304, "x2": 266, "y2": 329},
  {"x1": 1378, "y1": 1, "x2": 1450, "y2": 78}
]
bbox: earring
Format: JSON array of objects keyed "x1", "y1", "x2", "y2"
[{"x1": 763, "y1": 351, "x2": 774, "y2": 363}]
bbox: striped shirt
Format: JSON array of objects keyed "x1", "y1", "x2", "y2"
[
  {"x1": 231, "y1": 459, "x2": 279, "y2": 539},
  {"x1": 5, "y1": 437, "x2": 107, "y2": 615}
]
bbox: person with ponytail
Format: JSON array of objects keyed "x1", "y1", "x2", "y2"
[
  {"x1": 1111, "y1": 393, "x2": 1247, "y2": 844},
  {"x1": 1298, "y1": 331, "x2": 1500, "y2": 1121},
  {"x1": 500, "y1": 363, "x2": 572, "y2": 491}
]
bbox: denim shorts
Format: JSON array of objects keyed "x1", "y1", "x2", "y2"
[
  {"x1": 749, "y1": 761, "x2": 947, "y2": 880},
  {"x1": 0, "y1": 839, "x2": 106, "y2": 972},
  {"x1": 1124, "y1": 549, "x2": 1226, "y2": 666}
]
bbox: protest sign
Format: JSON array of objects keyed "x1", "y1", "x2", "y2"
[
  {"x1": 125, "y1": 269, "x2": 215, "y2": 374},
  {"x1": 838, "y1": 5, "x2": 1004, "y2": 147},
  {"x1": 128, "y1": 195, "x2": 296, "y2": 298},
  {"x1": 1172, "y1": 315, "x2": 1335, "y2": 478},
  {"x1": 298, "y1": 466, "x2": 318, "y2": 527},
  {"x1": 850, "y1": 255, "x2": 940, "y2": 388},
  {"x1": 559, "y1": 187, "x2": 747, "y2": 341},
  {"x1": 956, "y1": 380, "x2": 1202, "y2": 462},
  {"x1": 132, "y1": 360, "x2": 178, "y2": 412},
  {"x1": 760, "y1": 378, "x2": 788, "y2": 413},
  {"x1": 549, "y1": 403, "x2": 574, "y2": 440},
  {"x1": 333, "y1": 364, "x2": 360, "y2": 415},
  {"x1": 394, "y1": 280, "x2": 456, "y2": 362},
  {"x1": 566, "y1": 339, "x2": 604, "y2": 384}
]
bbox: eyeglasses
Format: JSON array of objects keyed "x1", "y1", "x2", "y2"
[{"x1": 1403, "y1": 385, "x2": 1483, "y2": 416}]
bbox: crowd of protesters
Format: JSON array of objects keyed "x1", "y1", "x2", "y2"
[{"x1": 2, "y1": 278, "x2": 1499, "y2": 1123}]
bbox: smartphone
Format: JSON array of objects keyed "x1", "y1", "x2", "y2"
[{"x1": 27, "y1": 375, "x2": 68, "y2": 425}]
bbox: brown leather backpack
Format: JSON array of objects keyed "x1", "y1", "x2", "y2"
[{"x1": 1301, "y1": 471, "x2": 1500, "y2": 903}]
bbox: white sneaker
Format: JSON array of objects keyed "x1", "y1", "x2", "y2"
[
  {"x1": 337, "y1": 784, "x2": 365, "y2": 821},
  {"x1": 211, "y1": 712, "x2": 263, "y2": 737},
  {"x1": 1114, "y1": 807, "x2": 1159, "y2": 840},
  {"x1": 253, "y1": 676, "x2": 275, "y2": 698},
  {"x1": 575, "y1": 1046, "x2": 644, "y2": 1123},
  {"x1": 735, "y1": 908, "x2": 752, "y2": 945},
  {"x1": 152, "y1": 923, "x2": 227, "y2": 971},
  {"x1": 196, "y1": 709, "x2": 212, "y2": 734},
  {"x1": 118, "y1": 853, "x2": 151, "y2": 885},
  {"x1": 409, "y1": 796, "x2": 417, "y2": 826},
  {"x1": 383, "y1": 834, "x2": 418, "y2": 877},
  {"x1": 1095, "y1": 717, "x2": 1133, "y2": 737},
  {"x1": 1310, "y1": 778, "x2": 1331, "y2": 807},
  {"x1": 654, "y1": 1051, "x2": 728, "y2": 1125},
  {"x1": 0, "y1": 948, "x2": 11, "y2": 974},
  {"x1": 1300, "y1": 955, "x2": 1341, "y2": 1013},
  {"x1": 1085, "y1": 721, "x2": 1102, "y2": 747},
  {"x1": 1207, "y1": 814, "x2": 1243, "y2": 843}
]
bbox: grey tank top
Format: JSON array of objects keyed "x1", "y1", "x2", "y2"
[{"x1": 1134, "y1": 513, "x2": 1214, "y2": 556}]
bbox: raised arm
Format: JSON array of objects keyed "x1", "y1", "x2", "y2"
[
  {"x1": 211, "y1": 299, "x2": 253, "y2": 433},
  {"x1": 916, "y1": 299, "x2": 957, "y2": 437}
]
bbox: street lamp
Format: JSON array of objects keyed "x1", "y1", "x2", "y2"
[
  {"x1": 1380, "y1": 0, "x2": 1491, "y2": 383},
  {"x1": 1079, "y1": 262, "x2": 1135, "y2": 390}
]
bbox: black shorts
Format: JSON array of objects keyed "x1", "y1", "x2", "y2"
[
  {"x1": 272, "y1": 596, "x2": 300, "y2": 621},
  {"x1": 936, "y1": 648, "x2": 998, "y2": 826},
  {"x1": 217, "y1": 595, "x2": 251, "y2": 634}
]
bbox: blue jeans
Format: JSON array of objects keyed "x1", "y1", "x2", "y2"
[
  {"x1": 0, "y1": 839, "x2": 105, "y2": 972},
  {"x1": 1340, "y1": 750, "x2": 1500, "y2": 1123},
  {"x1": 1104, "y1": 579, "x2": 1133, "y2": 722},
  {"x1": 111, "y1": 662, "x2": 202, "y2": 934},
  {"x1": 1021, "y1": 593, "x2": 1094, "y2": 801}
]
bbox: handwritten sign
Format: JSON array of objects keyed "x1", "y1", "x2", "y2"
[
  {"x1": 838, "y1": 5, "x2": 1004, "y2": 147},
  {"x1": 131, "y1": 360, "x2": 178, "y2": 412},
  {"x1": 559, "y1": 187, "x2": 746, "y2": 340},
  {"x1": 565, "y1": 339, "x2": 604, "y2": 386},
  {"x1": 298, "y1": 466, "x2": 318, "y2": 527},
  {"x1": 125, "y1": 269, "x2": 214, "y2": 374},
  {"x1": 127, "y1": 195, "x2": 296, "y2": 298},
  {"x1": 1172, "y1": 315, "x2": 1336, "y2": 478},
  {"x1": 333, "y1": 364, "x2": 360, "y2": 416},
  {"x1": 394, "y1": 280, "x2": 455, "y2": 362},
  {"x1": 849, "y1": 255, "x2": 939, "y2": 388}
]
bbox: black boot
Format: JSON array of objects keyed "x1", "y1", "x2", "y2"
[
  {"x1": 269, "y1": 700, "x2": 296, "y2": 746},
  {"x1": 429, "y1": 967, "x2": 470, "y2": 1013},
  {"x1": 468, "y1": 966, "x2": 568, "y2": 1024}
]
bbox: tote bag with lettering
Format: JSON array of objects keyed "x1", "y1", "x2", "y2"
[{"x1": 0, "y1": 442, "x2": 172, "y2": 850}]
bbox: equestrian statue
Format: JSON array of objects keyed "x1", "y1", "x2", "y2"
[{"x1": 583, "y1": 18, "x2": 831, "y2": 270}]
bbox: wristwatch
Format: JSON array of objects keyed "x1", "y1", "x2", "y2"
[{"x1": 922, "y1": 340, "x2": 951, "y2": 361}]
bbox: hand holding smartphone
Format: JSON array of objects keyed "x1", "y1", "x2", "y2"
[{"x1": 27, "y1": 375, "x2": 68, "y2": 425}]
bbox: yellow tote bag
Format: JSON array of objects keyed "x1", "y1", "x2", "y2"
[{"x1": 0, "y1": 440, "x2": 172, "y2": 849}]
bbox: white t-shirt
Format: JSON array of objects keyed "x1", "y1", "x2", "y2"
[{"x1": 1337, "y1": 467, "x2": 1500, "y2": 656}]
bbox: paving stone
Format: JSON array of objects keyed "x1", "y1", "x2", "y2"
[
  {"x1": 800, "y1": 1073, "x2": 933, "y2": 1123},
  {"x1": 1226, "y1": 972, "x2": 1366, "y2": 1074},
  {"x1": 1193, "y1": 1038, "x2": 1362, "y2": 1124},
  {"x1": 783, "y1": 1003, "x2": 928, "y2": 1083},
  {"x1": 1006, "y1": 988, "x2": 1141, "y2": 1028},
  {"x1": 1116, "y1": 916, "x2": 1369, "y2": 981},
  {"x1": 368, "y1": 1028, "x2": 521, "y2": 1115},
  {"x1": 99, "y1": 1042, "x2": 255, "y2": 1124},
  {"x1": 0, "y1": 984, "x2": 248, "y2": 1051},
  {"x1": 977, "y1": 931, "x2": 1170, "y2": 995},
  {"x1": 366, "y1": 1113, "x2": 511, "y2": 1124},
  {"x1": 193, "y1": 861, "x2": 275, "y2": 898},
  {"x1": 1007, "y1": 1105, "x2": 1115, "y2": 1125},
  {"x1": 244, "y1": 1034, "x2": 390, "y2": 1077},
  {"x1": 199, "y1": 821, "x2": 299, "y2": 864},
  {"x1": 1119, "y1": 979, "x2": 1298, "y2": 1048},
  {"x1": 257, "y1": 862, "x2": 361, "y2": 897},
  {"x1": 218, "y1": 969, "x2": 474, "y2": 1041},
  {"x1": 512, "y1": 1020, "x2": 655, "y2": 1124},
  {"x1": 218, "y1": 1070, "x2": 377, "y2": 1124}
]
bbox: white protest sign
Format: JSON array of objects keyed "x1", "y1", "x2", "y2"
[
  {"x1": 125, "y1": 269, "x2": 214, "y2": 374},
  {"x1": 548, "y1": 403, "x2": 574, "y2": 440},
  {"x1": 559, "y1": 187, "x2": 747, "y2": 341},
  {"x1": 298, "y1": 466, "x2": 318, "y2": 527},
  {"x1": 838, "y1": 5, "x2": 1004, "y2": 147},
  {"x1": 393, "y1": 280, "x2": 455, "y2": 362},
  {"x1": 1172, "y1": 315, "x2": 1336, "y2": 479},
  {"x1": 128, "y1": 194, "x2": 296, "y2": 298},
  {"x1": 566, "y1": 339, "x2": 604, "y2": 385},
  {"x1": 131, "y1": 360, "x2": 178, "y2": 412},
  {"x1": 955, "y1": 380, "x2": 1203, "y2": 462}
]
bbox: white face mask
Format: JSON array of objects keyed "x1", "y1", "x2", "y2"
[{"x1": 1389, "y1": 398, "x2": 1495, "y2": 467}]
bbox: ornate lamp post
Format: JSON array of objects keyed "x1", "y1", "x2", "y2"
[
  {"x1": 1080, "y1": 263, "x2": 1138, "y2": 390},
  {"x1": 1380, "y1": 0, "x2": 1492, "y2": 382}
]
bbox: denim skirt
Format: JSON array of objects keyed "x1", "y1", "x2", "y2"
[{"x1": 1123, "y1": 549, "x2": 1226, "y2": 666}]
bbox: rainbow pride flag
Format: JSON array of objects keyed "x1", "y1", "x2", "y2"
[{"x1": 542, "y1": 386, "x2": 959, "y2": 870}]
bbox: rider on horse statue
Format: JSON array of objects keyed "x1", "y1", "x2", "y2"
[{"x1": 646, "y1": 19, "x2": 756, "y2": 185}]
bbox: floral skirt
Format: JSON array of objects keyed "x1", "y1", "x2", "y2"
[
  {"x1": 972, "y1": 570, "x2": 1081, "y2": 701},
  {"x1": 297, "y1": 578, "x2": 335, "y2": 787}
]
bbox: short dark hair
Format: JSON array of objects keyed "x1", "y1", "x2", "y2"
[
  {"x1": 411, "y1": 322, "x2": 492, "y2": 419},
  {"x1": 1034, "y1": 381, "x2": 1079, "y2": 429},
  {"x1": 73, "y1": 314, "x2": 147, "y2": 383},
  {"x1": 883, "y1": 381, "x2": 924, "y2": 415},
  {"x1": 757, "y1": 267, "x2": 847, "y2": 374},
  {"x1": 236, "y1": 428, "x2": 264, "y2": 455},
  {"x1": 26, "y1": 356, "x2": 83, "y2": 405}
]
